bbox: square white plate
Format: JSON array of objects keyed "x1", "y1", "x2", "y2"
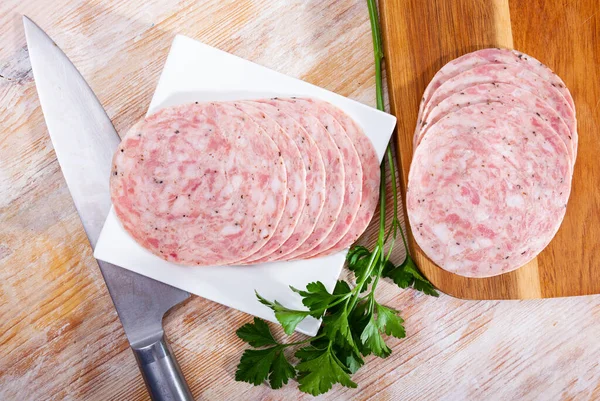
[{"x1": 94, "y1": 35, "x2": 396, "y2": 335}]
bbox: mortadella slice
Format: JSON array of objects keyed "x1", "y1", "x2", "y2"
[
  {"x1": 111, "y1": 102, "x2": 287, "y2": 266},
  {"x1": 417, "y1": 64, "x2": 577, "y2": 154},
  {"x1": 415, "y1": 48, "x2": 575, "y2": 149},
  {"x1": 408, "y1": 103, "x2": 571, "y2": 278},
  {"x1": 420, "y1": 48, "x2": 574, "y2": 112},
  {"x1": 242, "y1": 101, "x2": 327, "y2": 262},
  {"x1": 307, "y1": 99, "x2": 381, "y2": 258},
  {"x1": 255, "y1": 98, "x2": 345, "y2": 260},
  {"x1": 233, "y1": 101, "x2": 307, "y2": 263},
  {"x1": 279, "y1": 97, "x2": 364, "y2": 259},
  {"x1": 417, "y1": 83, "x2": 576, "y2": 168}
]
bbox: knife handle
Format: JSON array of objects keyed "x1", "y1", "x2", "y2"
[{"x1": 133, "y1": 335, "x2": 194, "y2": 401}]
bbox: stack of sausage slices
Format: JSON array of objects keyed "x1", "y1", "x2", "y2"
[
  {"x1": 110, "y1": 98, "x2": 380, "y2": 266},
  {"x1": 407, "y1": 48, "x2": 577, "y2": 278}
]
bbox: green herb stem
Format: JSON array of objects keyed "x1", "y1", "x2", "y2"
[
  {"x1": 284, "y1": 333, "x2": 326, "y2": 347},
  {"x1": 348, "y1": 245, "x2": 381, "y2": 311},
  {"x1": 368, "y1": 0, "x2": 410, "y2": 259},
  {"x1": 367, "y1": 0, "x2": 385, "y2": 111}
]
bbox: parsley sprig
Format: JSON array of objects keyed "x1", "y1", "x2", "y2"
[{"x1": 234, "y1": 0, "x2": 438, "y2": 395}]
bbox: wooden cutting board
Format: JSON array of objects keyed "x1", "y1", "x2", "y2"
[{"x1": 379, "y1": 0, "x2": 600, "y2": 299}]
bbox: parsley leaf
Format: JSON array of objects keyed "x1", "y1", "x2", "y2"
[
  {"x1": 383, "y1": 255, "x2": 439, "y2": 297},
  {"x1": 347, "y1": 245, "x2": 379, "y2": 287},
  {"x1": 295, "y1": 346, "x2": 357, "y2": 395},
  {"x1": 358, "y1": 301, "x2": 406, "y2": 357},
  {"x1": 235, "y1": 318, "x2": 297, "y2": 389},
  {"x1": 269, "y1": 350, "x2": 296, "y2": 389},
  {"x1": 319, "y1": 283, "x2": 355, "y2": 348},
  {"x1": 235, "y1": 347, "x2": 278, "y2": 386},
  {"x1": 327, "y1": 280, "x2": 352, "y2": 314},
  {"x1": 295, "y1": 345, "x2": 325, "y2": 362},
  {"x1": 235, "y1": 346, "x2": 296, "y2": 389},
  {"x1": 331, "y1": 342, "x2": 364, "y2": 374},
  {"x1": 360, "y1": 316, "x2": 392, "y2": 358},
  {"x1": 375, "y1": 303, "x2": 406, "y2": 339},
  {"x1": 236, "y1": 317, "x2": 278, "y2": 347},
  {"x1": 290, "y1": 281, "x2": 336, "y2": 318},
  {"x1": 323, "y1": 308, "x2": 354, "y2": 348},
  {"x1": 256, "y1": 292, "x2": 309, "y2": 335},
  {"x1": 312, "y1": 309, "x2": 364, "y2": 374},
  {"x1": 348, "y1": 299, "x2": 372, "y2": 356}
]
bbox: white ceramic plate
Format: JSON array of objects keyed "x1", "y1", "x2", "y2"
[{"x1": 93, "y1": 35, "x2": 396, "y2": 335}]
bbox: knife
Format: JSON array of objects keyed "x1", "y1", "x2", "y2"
[{"x1": 23, "y1": 16, "x2": 194, "y2": 401}]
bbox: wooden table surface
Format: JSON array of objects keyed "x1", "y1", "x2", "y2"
[{"x1": 1, "y1": 1, "x2": 599, "y2": 400}]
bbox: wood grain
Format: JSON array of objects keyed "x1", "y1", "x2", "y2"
[
  {"x1": 1, "y1": 0, "x2": 600, "y2": 400},
  {"x1": 380, "y1": 0, "x2": 600, "y2": 299}
]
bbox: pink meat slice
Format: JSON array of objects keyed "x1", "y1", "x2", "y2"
[
  {"x1": 110, "y1": 102, "x2": 287, "y2": 266},
  {"x1": 278, "y1": 97, "x2": 363, "y2": 259},
  {"x1": 308, "y1": 99, "x2": 381, "y2": 258},
  {"x1": 416, "y1": 64, "x2": 577, "y2": 153},
  {"x1": 417, "y1": 83, "x2": 576, "y2": 168},
  {"x1": 408, "y1": 103, "x2": 571, "y2": 278},
  {"x1": 420, "y1": 48, "x2": 574, "y2": 112},
  {"x1": 254, "y1": 98, "x2": 345, "y2": 259},
  {"x1": 415, "y1": 48, "x2": 575, "y2": 146},
  {"x1": 242, "y1": 100, "x2": 327, "y2": 262},
  {"x1": 232, "y1": 101, "x2": 307, "y2": 263}
]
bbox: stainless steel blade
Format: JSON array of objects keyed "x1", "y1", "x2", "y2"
[{"x1": 23, "y1": 16, "x2": 190, "y2": 346}]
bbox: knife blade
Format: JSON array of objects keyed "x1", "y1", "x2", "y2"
[{"x1": 23, "y1": 16, "x2": 193, "y2": 401}]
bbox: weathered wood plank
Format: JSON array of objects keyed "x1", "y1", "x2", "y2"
[{"x1": 1, "y1": 1, "x2": 599, "y2": 400}]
